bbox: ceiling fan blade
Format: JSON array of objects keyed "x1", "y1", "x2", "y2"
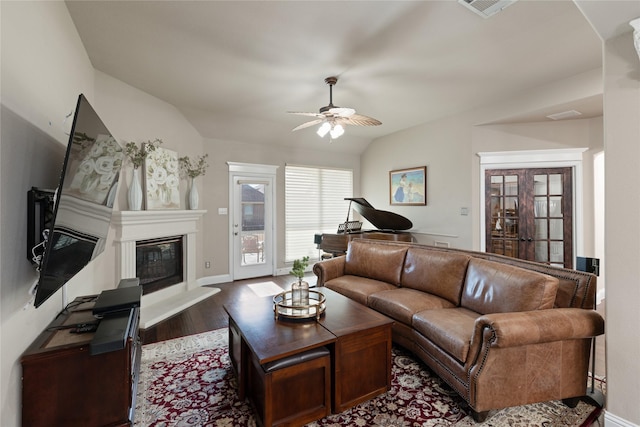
[
  {"x1": 287, "y1": 111, "x2": 325, "y2": 118},
  {"x1": 291, "y1": 118, "x2": 325, "y2": 132},
  {"x1": 340, "y1": 113, "x2": 382, "y2": 126}
]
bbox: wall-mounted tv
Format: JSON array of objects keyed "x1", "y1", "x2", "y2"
[{"x1": 33, "y1": 94, "x2": 123, "y2": 308}]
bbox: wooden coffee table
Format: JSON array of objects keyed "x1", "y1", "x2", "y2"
[{"x1": 224, "y1": 287, "x2": 393, "y2": 423}]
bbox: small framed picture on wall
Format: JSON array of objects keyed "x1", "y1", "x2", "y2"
[{"x1": 389, "y1": 166, "x2": 426, "y2": 206}]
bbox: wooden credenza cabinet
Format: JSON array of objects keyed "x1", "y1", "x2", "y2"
[{"x1": 21, "y1": 297, "x2": 140, "y2": 427}]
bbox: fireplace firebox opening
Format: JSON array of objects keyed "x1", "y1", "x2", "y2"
[{"x1": 136, "y1": 236, "x2": 184, "y2": 295}]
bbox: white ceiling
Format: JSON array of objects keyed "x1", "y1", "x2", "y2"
[{"x1": 64, "y1": 1, "x2": 635, "y2": 154}]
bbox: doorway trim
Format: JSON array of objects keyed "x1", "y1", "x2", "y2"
[
  {"x1": 227, "y1": 162, "x2": 278, "y2": 280},
  {"x1": 478, "y1": 148, "x2": 587, "y2": 267}
]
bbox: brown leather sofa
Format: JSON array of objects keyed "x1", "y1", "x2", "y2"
[{"x1": 313, "y1": 239, "x2": 604, "y2": 422}]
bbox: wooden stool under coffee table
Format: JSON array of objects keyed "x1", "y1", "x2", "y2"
[
  {"x1": 224, "y1": 287, "x2": 394, "y2": 427},
  {"x1": 316, "y1": 287, "x2": 394, "y2": 413}
]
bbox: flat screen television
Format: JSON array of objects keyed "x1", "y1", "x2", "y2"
[{"x1": 33, "y1": 94, "x2": 123, "y2": 308}]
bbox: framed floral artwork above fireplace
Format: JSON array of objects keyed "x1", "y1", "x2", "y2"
[
  {"x1": 144, "y1": 146, "x2": 181, "y2": 209},
  {"x1": 389, "y1": 166, "x2": 427, "y2": 206}
]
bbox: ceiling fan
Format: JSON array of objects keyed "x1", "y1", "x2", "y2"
[{"x1": 288, "y1": 76, "x2": 381, "y2": 140}]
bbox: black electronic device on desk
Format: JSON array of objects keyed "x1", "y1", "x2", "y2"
[
  {"x1": 92, "y1": 284, "x2": 141, "y2": 318},
  {"x1": 90, "y1": 279, "x2": 141, "y2": 355},
  {"x1": 91, "y1": 307, "x2": 139, "y2": 355}
]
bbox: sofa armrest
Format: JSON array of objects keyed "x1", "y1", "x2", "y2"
[
  {"x1": 472, "y1": 308, "x2": 604, "y2": 350},
  {"x1": 465, "y1": 308, "x2": 604, "y2": 412},
  {"x1": 313, "y1": 256, "x2": 346, "y2": 286}
]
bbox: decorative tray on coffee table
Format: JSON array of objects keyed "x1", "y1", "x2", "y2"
[{"x1": 273, "y1": 290, "x2": 326, "y2": 321}]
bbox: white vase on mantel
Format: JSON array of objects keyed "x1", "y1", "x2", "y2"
[
  {"x1": 188, "y1": 177, "x2": 199, "y2": 210},
  {"x1": 631, "y1": 18, "x2": 640, "y2": 61},
  {"x1": 128, "y1": 168, "x2": 143, "y2": 211}
]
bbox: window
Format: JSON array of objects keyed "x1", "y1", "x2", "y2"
[{"x1": 285, "y1": 165, "x2": 353, "y2": 262}]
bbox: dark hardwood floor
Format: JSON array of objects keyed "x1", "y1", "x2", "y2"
[
  {"x1": 141, "y1": 273, "x2": 606, "y2": 379},
  {"x1": 140, "y1": 273, "x2": 316, "y2": 345}
]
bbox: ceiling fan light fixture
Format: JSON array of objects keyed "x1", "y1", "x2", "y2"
[
  {"x1": 317, "y1": 122, "x2": 331, "y2": 137},
  {"x1": 289, "y1": 76, "x2": 381, "y2": 139},
  {"x1": 330, "y1": 124, "x2": 344, "y2": 139}
]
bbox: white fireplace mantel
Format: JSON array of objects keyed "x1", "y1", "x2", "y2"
[
  {"x1": 111, "y1": 209, "x2": 206, "y2": 303},
  {"x1": 112, "y1": 209, "x2": 206, "y2": 242}
]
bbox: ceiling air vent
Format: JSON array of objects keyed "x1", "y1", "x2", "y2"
[
  {"x1": 546, "y1": 110, "x2": 583, "y2": 121},
  {"x1": 458, "y1": 0, "x2": 517, "y2": 18}
]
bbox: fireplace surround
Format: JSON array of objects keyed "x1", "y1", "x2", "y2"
[{"x1": 112, "y1": 210, "x2": 210, "y2": 325}]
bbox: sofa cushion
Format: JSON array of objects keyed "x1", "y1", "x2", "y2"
[
  {"x1": 368, "y1": 288, "x2": 455, "y2": 325},
  {"x1": 402, "y1": 247, "x2": 471, "y2": 305},
  {"x1": 413, "y1": 307, "x2": 481, "y2": 363},
  {"x1": 344, "y1": 240, "x2": 408, "y2": 286},
  {"x1": 461, "y1": 258, "x2": 559, "y2": 315},
  {"x1": 325, "y1": 275, "x2": 397, "y2": 306}
]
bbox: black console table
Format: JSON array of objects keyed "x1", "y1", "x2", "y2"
[{"x1": 21, "y1": 296, "x2": 140, "y2": 426}]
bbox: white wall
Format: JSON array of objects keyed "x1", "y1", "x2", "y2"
[
  {"x1": 0, "y1": 3, "x2": 204, "y2": 426},
  {"x1": 1, "y1": 3, "x2": 95, "y2": 426},
  {"x1": 362, "y1": 113, "x2": 474, "y2": 247},
  {"x1": 603, "y1": 31, "x2": 640, "y2": 426}
]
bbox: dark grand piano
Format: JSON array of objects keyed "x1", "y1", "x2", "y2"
[{"x1": 318, "y1": 198, "x2": 413, "y2": 256}]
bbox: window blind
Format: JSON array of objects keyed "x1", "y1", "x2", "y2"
[{"x1": 285, "y1": 165, "x2": 353, "y2": 262}]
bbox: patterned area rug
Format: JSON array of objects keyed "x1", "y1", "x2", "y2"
[{"x1": 134, "y1": 329, "x2": 602, "y2": 427}]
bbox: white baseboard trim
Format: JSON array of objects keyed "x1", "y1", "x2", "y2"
[
  {"x1": 605, "y1": 411, "x2": 639, "y2": 427},
  {"x1": 198, "y1": 274, "x2": 232, "y2": 285}
]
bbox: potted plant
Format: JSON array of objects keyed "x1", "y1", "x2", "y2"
[
  {"x1": 179, "y1": 154, "x2": 209, "y2": 210},
  {"x1": 123, "y1": 138, "x2": 163, "y2": 210},
  {"x1": 290, "y1": 256, "x2": 310, "y2": 306}
]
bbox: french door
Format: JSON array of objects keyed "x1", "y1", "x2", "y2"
[
  {"x1": 231, "y1": 172, "x2": 275, "y2": 280},
  {"x1": 485, "y1": 167, "x2": 573, "y2": 268}
]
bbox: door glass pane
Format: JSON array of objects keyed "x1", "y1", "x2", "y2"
[
  {"x1": 549, "y1": 196, "x2": 562, "y2": 216},
  {"x1": 241, "y1": 183, "x2": 265, "y2": 266},
  {"x1": 549, "y1": 219, "x2": 563, "y2": 240},
  {"x1": 549, "y1": 174, "x2": 562, "y2": 194},
  {"x1": 550, "y1": 241, "x2": 564, "y2": 263},
  {"x1": 490, "y1": 176, "x2": 507, "y2": 235},
  {"x1": 535, "y1": 241, "x2": 548, "y2": 262},
  {"x1": 488, "y1": 173, "x2": 518, "y2": 258},
  {"x1": 491, "y1": 240, "x2": 504, "y2": 255},
  {"x1": 504, "y1": 196, "x2": 518, "y2": 236},
  {"x1": 534, "y1": 196, "x2": 547, "y2": 217},
  {"x1": 535, "y1": 219, "x2": 548, "y2": 239},
  {"x1": 534, "y1": 175, "x2": 547, "y2": 195},
  {"x1": 505, "y1": 175, "x2": 518, "y2": 195}
]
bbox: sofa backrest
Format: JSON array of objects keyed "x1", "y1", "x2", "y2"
[
  {"x1": 345, "y1": 239, "x2": 408, "y2": 286},
  {"x1": 402, "y1": 247, "x2": 471, "y2": 305},
  {"x1": 461, "y1": 258, "x2": 559, "y2": 314},
  {"x1": 336, "y1": 240, "x2": 597, "y2": 310},
  {"x1": 437, "y1": 249, "x2": 597, "y2": 309}
]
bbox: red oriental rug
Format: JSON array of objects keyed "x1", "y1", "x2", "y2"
[{"x1": 134, "y1": 328, "x2": 603, "y2": 427}]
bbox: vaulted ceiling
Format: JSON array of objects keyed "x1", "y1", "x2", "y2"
[{"x1": 66, "y1": 1, "x2": 617, "y2": 154}]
